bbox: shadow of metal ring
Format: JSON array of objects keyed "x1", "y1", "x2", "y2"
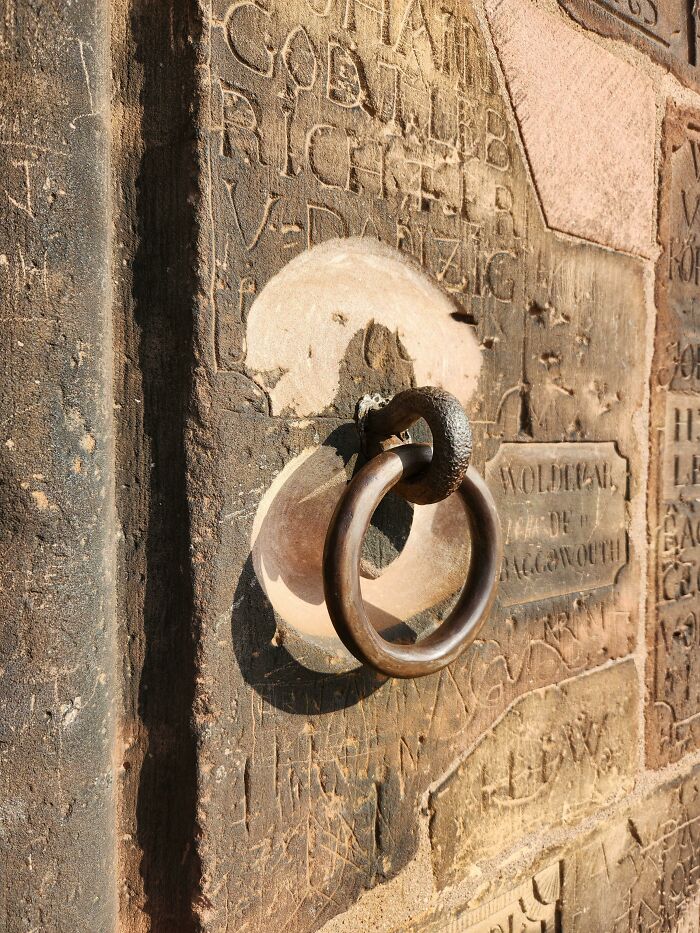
[{"x1": 323, "y1": 443, "x2": 503, "y2": 679}]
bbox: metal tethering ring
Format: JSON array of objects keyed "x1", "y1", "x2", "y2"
[
  {"x1": 357, "y1": 386, "x2": 473, "y2": 505},
  {"x1": 323, "y1": 390, "x2": 502, "y2": 679}
]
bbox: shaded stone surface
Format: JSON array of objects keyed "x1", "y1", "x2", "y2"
[
  {"x1": 6, "y1": 1, "x2": 699, "y2": 930},
  {"x1": 0, "y1": 1, "x2": 116, "y2": 930}
]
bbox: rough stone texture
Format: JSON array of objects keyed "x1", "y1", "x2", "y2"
[
  {"x1": 0, "y1": 0, "x2": 117, "y2": 930},
  {"x1": 486, "y1": 0, "x2": 657, "y2": 258},
  {"x1": 396, "y1": 863, "x2": 562, "y2": 931},
  {"x1": 401, "y1": 764, "x2": 700, "y2": 932},
  {"x1": 646, "y1": 103, "x2": 700, "y2": 769},
  {"x1": 188, "y1": 0, "x2": 648, "y2": 928},
  {"x1": 429, "y1": 660, "x2": 638, "y2": 888},
  {"x1": 7, "y1": 1, "x2": 700, "y2": 930},
  {"x1": 558, "y1": 0, "x2": 700, "y2": 92}
]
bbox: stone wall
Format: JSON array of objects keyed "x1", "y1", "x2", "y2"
[{"x1": 3, "y1": 0, "x2": 700, "y2": 931}]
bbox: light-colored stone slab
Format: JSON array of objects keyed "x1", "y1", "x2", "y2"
[{"x1": 486, "y1": 0, "x2": 656, "y2": 257}]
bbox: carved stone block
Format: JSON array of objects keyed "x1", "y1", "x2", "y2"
[
  {"x1": 429, "y1": 661, "x2": 638, "y2": 888},
  {"x1": 191, "y1": 0, "x2": 649, "y2": 925},
  {"x1": 404, "y1": 764, "x2": 700, "y2": 932},
  {"x1": 647, "y1": 104, "x2": 700, "y2": 767}
]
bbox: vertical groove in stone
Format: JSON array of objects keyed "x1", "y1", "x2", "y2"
[
  {"x1": 0, "y1": 0, "x2": 117, "y2": 930},
  {"x1": 112, "y1": 0, "x2": 203, "y2": 929}
]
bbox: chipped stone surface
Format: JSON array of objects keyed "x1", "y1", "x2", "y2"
[
  {"x1": 245, "y1": 238, "x2": 482, "y2": 417},
  {"x1": 429, "y1": 661, "x2": 638, "y2": 888},
  {"x1": 486, "y1": 0, "x2": 656, "y2": 257}
]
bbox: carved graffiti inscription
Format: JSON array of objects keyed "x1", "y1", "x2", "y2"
[
  {"x1": 429, "y1": 661, "x2": 637, "y2": 887},
  {"x1": 663, "y1": 391, "x2": 700, "y2": 500},
  {"x1": 558, "y1": 0, "x2": 700, "y2": 91},
  {"x1": 407, "y1": 765, "x2": 700, "y2": 933},
  {"x1": 487, "y1": 442, "x2": 628, "y2": 605},
  {"x1": 648, "y1": 105, "x2": 700, "y2": 767},
  {"x1": 192, "y1": 0, "x2": 649, "y2": 927},
  {"x1": 569, "y1": 767, "x2": 700, "y2": 932}
]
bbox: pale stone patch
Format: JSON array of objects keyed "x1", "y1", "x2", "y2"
[
  {"x1": 485, "y1": 0, "x2": 656, "y2": 257},
  {"x1": 251, "y1": 445, "x2": 471, "y2": 657},
  {"x1": 245, "y1": 238, "x2": 482, "y2": 417}
]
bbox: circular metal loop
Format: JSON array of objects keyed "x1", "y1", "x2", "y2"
[
  {"x1": 359, "y1": 386, "x2": 473, "y2": 505},
  {"x1": 323, "y1": 443, "x2": 502, "y2": 678}
]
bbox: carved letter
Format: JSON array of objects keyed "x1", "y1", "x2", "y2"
[
  {"x1": 343, "y1": 0, "x2": 390, "y2": 44},
  {"x1": 348, "y1": 136, "x2": 385, "y2": 197},
  {"x1": 306, "y1": 124, "x2": 350, "y2": 189},
  {"x1": 393, "y1": 0, "x2": 435, "y2": 66},
  {"x1": 221, "y1": 83, "x2": 265, "y2": 165},
  {"x1": 378, "y1": 60, "x2": 409, "y2": 130},
  {"x1": 486, "y1": 108, "x2": 510, "y2": 171},
  {"x1": 226, "y1": 181, "x2": 280, "y2": 251},
  {"x1": 486, "y1": 251, "x2": 516, "y2": 302},
  {"x1": 327, "y1": 40, "x2": 374, "y2": 115},
  {"x1": 281, "y1": 26, "x2": 317, "y2": 95},
  {"x1": 224, "y1": 2, "x2": 276, "y2": 78},
  {"x1": 306, "y1": 202, "x2": 348, "y2": 247}
]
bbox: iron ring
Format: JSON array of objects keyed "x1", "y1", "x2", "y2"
[
  {"x1": 323, "y1": 443, "x2": 502, "y2": 678},
  {"x1": 360, "y1": 386, "x2": 473, "y2": 505}
]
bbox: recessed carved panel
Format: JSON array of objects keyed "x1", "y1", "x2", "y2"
[
  {"x1": 486, "y1": 442, "x2": 628, "y2": 605},
  {"x1": 429, "y1": 661, "x2": 637, "y2": 888},
  {"x1": 647, "y1": 104, "x2": 700, "y2": 768},
  {"x1": 403, "y1": 765, "x2": 700, "y2": 933}
]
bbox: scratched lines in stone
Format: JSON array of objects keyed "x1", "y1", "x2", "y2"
[
  {"x1": 649, "y1": 107, "x2": 700, "y2": 767},
  {"x1": 406, "y1": 767, "x2": 700, "y2": 932},
  {"x1": 429, "y1": 662, "x2": 637, "y2": 886},
  {"x1": 0, "y1": 143, "x2": 60, "y2": 320},
  {"x1": 198, "y1": 1, "x2": 649, "y2": 927}
]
